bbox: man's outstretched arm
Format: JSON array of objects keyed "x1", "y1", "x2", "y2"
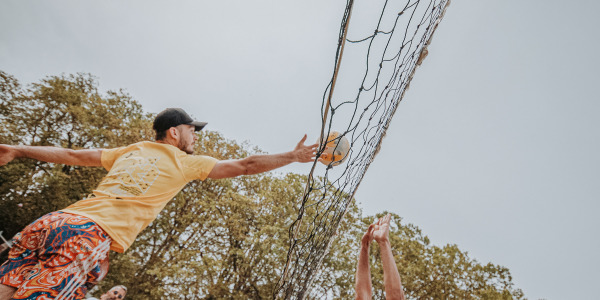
[
  {"x1": 355, "y1": 223, "x2": 374, "y2": 300},
  {"x1": 207, "y1": 134, "x2": 318, "y2": 179},
  {"x1": 373, "y1": 214, "x2": 405, "y2": 300},
  {"x1": 0, "y1": 144, "x2": 103, "y2": 167}
]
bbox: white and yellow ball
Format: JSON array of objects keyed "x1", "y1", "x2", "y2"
[{"x1": 319, "y1": 131, "x2": 350, "y2": 166}]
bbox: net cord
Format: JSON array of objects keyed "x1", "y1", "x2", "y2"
[
  {"x1": 275, "y1": 0, "x2": 451, "y2": 298},
  {"x1": 275, "y1": 1, "x2": 356, "y2": 297}
]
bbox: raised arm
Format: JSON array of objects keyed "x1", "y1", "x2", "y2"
[
  {"x1": 0, "y1": 144, "x2": 103, "y2": 167},
  {"x1": 373, "y1": 214, "x2": 405, "y2": 300},
  {"x1": 207, "y1": 134, "x2": 317, "y2": 179},
  {"x1": 355, "y1": 223, "x2": 375, "y2": 300}
]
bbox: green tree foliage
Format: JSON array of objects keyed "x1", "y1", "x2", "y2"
[
  {"x1": 0, "y1": 71, "x2": 524, "y2": 299},
  {"x1": 0, "y1": 71, "x2": 152, "y2": 253},
  {"x1": 361, "y1": 213, "x2": 524, "y2": 300}
]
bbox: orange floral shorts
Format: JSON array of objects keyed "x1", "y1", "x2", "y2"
[{"x1": 0, "y1": 212, "x2": 111, "y2": 300}]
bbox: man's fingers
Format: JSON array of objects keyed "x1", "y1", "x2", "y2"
[
  {"x1": 365, "y1": 224, "x2": 375, "y2": 238},
  {"x1": 384, "y1": 213, "x2": 391, "y2": 224},
  {"x1": 298, "y1": 134, "x2": 307, "y2": 145},
  {"x1": 294, "y1": 135, "x2": 321, "y2": 163}
]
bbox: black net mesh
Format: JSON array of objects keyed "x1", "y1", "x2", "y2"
[{"x1": 276, "y1": 0, "x2": 451, "y2": 298}]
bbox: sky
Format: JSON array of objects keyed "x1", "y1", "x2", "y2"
[{"x1": 1, "y1": 0, "x2": 599, "y2": 299}]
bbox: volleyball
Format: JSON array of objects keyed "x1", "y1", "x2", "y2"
[{"x1": 319, "y1": 131, "x2": 350, "y2": 166}]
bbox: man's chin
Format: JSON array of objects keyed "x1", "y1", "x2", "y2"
[{"x1": 178, "y1": 145, "x2": 194, "y2": 154}]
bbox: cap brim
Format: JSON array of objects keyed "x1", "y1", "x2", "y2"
[{"x1": 189, "y1": 121, "x2": 207, "y2": 131}]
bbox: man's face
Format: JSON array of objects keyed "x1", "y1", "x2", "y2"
[
  {"x1": 176, "y1": 124, "x2": 198, "y2": 154},
  {"x1": 100, "y1": 286, "x2": 126, "y2": 300}
]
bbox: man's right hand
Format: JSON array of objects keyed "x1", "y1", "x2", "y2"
[
  {"x1": 372, "y1": 214, "x2": 392, "y2": 244},
  {"x1": 292, "y1": 134, "x2": 318, "y2": 163}
]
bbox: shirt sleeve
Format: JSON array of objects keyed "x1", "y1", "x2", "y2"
[
  {"x1": 180, "y1": 154, "x2": 219, "y2": 181},
  {"x1": 100, "y1": 146, "x2": 129, "y2": 171}
]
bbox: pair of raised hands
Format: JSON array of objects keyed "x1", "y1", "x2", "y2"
[{"x1": 362, "y1": 213, "x2": 392, "y2": 245}]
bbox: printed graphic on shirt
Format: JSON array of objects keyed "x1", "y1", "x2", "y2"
[{"x1": 99, "y1": 151, "x2": 161, "y2": 196}]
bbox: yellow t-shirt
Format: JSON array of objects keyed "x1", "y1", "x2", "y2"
[{"x1": 62, "y1": 141, "x2": 219, "y2": 253}]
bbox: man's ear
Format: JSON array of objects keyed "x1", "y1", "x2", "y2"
[{"x1": 167, "y1": 127, "x2": 179, "y2": 140}]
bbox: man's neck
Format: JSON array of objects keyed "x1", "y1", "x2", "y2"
[{"x1": 156, "y1": 139, "x2": 178, "y2": 148}]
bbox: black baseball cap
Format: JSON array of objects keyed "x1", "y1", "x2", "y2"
[{"x1": 153, "y1": 108, "x2": 207, "y2": 132}]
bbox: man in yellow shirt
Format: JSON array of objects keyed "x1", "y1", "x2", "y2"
[{"x1": 0, "y1": 108, "x2": 318, "y2": 300}]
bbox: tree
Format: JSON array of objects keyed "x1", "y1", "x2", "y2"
[
  {"x1": 360, "y1": 212, "x2": 524, "y2": 300},
  {"x1": 0, "y1": 71, "x2": 152, "y2": 261}
]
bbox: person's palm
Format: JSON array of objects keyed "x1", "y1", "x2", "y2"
[
  {"x1": 294, "y1": 135, "x2": 318, "y2": 163},
  {"x1": 372, "y1": 214, "x2": 391, "y2": 243}
]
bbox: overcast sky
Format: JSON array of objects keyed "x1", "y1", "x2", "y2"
[{"x1": 1, "y1": 1, "x2": 599, "y2": 299}]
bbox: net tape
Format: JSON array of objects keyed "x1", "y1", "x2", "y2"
[{"x1": 276, "y1": 0, "x2": 450, "y2": 298}]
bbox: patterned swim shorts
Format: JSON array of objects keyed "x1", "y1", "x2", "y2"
[{"x1": 0, "y1": 211, "x2": 111, "y2": 300}]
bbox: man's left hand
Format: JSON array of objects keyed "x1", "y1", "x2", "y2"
[{"x1": 0, "y1": 145, "x2": 17, "y2": 166}]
